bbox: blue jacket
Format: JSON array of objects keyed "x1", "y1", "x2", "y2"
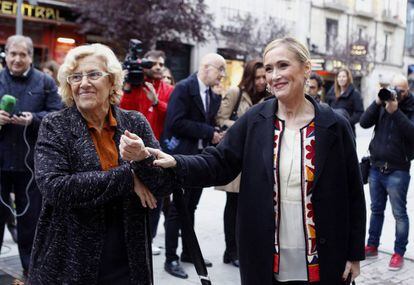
[
  {"x1": 0, "y1": 67, "x2": 62, "y2": 171},
  {"x1": 161, "y1": 73, "x2": 221, "y2": 155}
]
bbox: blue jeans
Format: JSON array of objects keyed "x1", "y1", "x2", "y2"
[{"x1": 367, "y1": 168, "x2": 410, "y2": 255}]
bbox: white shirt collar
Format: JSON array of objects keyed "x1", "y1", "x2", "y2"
[{"x1": 197, "y1": 75, "x2": 208, "y2": 95}]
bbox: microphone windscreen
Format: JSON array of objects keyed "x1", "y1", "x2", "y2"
[{"x1": 0, "y1": 95, "x2": 17, "y2": 113}]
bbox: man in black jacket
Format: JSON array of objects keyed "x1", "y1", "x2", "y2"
[
  {"x1": 360, "y1": 74, "x2": 414, "y2": 271},
  {"x1": 161, "y1": 53, "x2": 225, "y2": 278},
  {"x1": 0, "y1": 35, "x2": 61, "y2": 275}
]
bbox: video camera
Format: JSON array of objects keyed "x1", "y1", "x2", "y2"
[
  {"x1": 378, "y1": 87, "x2": 404, "y2": 101},
  {"x1": 123, "y1": 39, "x2": 154, "y2": 86}
]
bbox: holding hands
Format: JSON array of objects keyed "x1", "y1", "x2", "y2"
[
  {"x1": 147, "y1": 147, "x2": 177, "y2": 168},
  {"x1": 120, "y1": 130, "x2": 150, "y2": 162}
]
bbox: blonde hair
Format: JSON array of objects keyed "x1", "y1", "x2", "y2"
[
  {"x1": 58, "y1": 43, "x2": 124, "y2": 107},
  {"x1": 334, "y1": 67, "x2": 353, "y2": 98},
  {"x1": 263, "y1": 37, "x2": 311, "y2": 65}
]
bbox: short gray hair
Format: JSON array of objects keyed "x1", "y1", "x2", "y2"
[
  {"x1": 58, "y1": 43, "x2": 124, "y2": 107},
  {"x1": 5, "y1": 35, "x2": 34, "y2": 57}
]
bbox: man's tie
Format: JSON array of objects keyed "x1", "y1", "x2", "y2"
[{"x1": 205, "y1": 88, "x2": 210, "y2": 114}]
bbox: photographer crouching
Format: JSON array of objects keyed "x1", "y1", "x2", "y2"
[{"x1": 360, "y1": 74, "x2": 414, "y2": 271}]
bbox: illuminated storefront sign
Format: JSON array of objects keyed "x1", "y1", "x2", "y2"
[{"x1": 0, "y1": 1, "x2": 66, "y2": 21}]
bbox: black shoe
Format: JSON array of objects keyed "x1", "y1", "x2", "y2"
[
  {"x1": 180, "y1": 255, "x2": 213, "y2": 267},
  {"x1": 223, "y1": 252, "x2": 239, "y2": 267},
  {"x1": 164, "y1": 260, "x2": 188, "y2": 279}
]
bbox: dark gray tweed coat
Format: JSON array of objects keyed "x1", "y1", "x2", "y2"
[{"x1": 29, "y1": 105, "x2": 176, "y2": 285}]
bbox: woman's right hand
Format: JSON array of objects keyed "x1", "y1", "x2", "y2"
[
  {"x1": 120, "y1": 130, "x2": 151, "y2": 162},
  {"x1": 147, "y1": 147, "x2": 177, "y2": 168}
]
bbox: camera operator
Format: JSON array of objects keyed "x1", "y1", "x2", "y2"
[
  {"x1": 120, "y1": 50, "x2": 174, "y2": 140},
  {"x1": 360, "y1": 74, "x2": 414, "y2": 271},
  {"x1": 0, "y1": 35, "x2": 61, "y2": 277}
]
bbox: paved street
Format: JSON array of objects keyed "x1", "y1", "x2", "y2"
[{"x1": 1, "y1": 125, "x2": 414, "y2": 284}]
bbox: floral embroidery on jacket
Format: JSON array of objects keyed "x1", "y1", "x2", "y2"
[{"x1": 273, "y1": 118, "x2": 320, "y2": 282}]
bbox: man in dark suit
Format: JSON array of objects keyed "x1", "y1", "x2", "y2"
[{"x1": 161, "y1": 53, "x2": 226, "y2": 279}]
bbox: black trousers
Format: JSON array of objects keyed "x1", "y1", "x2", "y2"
[
  {"x1": 223, "y1": 192, "x2": 238, "y2": 258},
  {"x1": 165, "y1": 186, "x2": 203, "y2": 262},
  {"x1": 0, "y1": 170, "x2": 42, "y2": 271}
]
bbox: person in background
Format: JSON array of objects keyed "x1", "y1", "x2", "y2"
[
  {"x1": 163, "y1": 67, "x2": 175, "y2": 86},
  {"x1": 360, "y1": 74, "x2": 414, "y2": 271},
  {"x1": 306, "y1": 72, "x2": 323, "y2": 103},
  {"x1": 41, "y1": 60, "x2": 60, "y2": 84},
  {"x1": 161, "y1": 53, "x2": 225, "y2": 279},
  {"x1": 149, "y1": 37, "x2": 366, "y2": 285},
  {"x1": 29, "y1": 43, "x2": 176, "y2": 284},
  {"x1": 215, "y1": 59, "x2": 270, "y2": 268},
  {"x1": 324, "y1": 67, "x2": 364, "y2": 136},
  {"x1": 0, "y1": 35, "x2": 61, "y2": 278}
]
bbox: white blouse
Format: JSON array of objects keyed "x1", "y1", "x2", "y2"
[{"x1": 275, "y1": 127, "x2": 308, "y2": 282}]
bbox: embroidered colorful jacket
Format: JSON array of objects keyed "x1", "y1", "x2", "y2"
[{"x1": 272, "y1": 119, "x2": 319, "y2": 282}]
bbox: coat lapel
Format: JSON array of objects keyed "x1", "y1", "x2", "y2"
[
  {"x1": 189, "y1": 73, "x2": 207, "y2": 119},
  {"x1": 68, "y1": 106, "x2": 102, "y2": 171},
  {"x1": 255, "y1": 99, "x2": 277, "y2": 186},
  {"x1": 312, "y1": 98, "x2": 338, "y2": 192}
]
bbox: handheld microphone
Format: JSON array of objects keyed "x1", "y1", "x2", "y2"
[{"x1": 0, "y1": 94, "x2": 17, "y2": 130}]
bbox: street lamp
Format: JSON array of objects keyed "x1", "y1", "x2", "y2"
[{"x1": 16, "y1": 0, "x2": 38, "y2": 35}]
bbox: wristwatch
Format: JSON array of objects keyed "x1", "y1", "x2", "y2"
[{"x1": 152, "y1": 97, "x2": 159, "y2": 107}]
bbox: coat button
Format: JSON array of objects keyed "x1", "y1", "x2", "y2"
[{"x1": 319, "y1": 238, "x2": 327, "y2": 244}]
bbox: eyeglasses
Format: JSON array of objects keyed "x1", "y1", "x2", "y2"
[
  {"x1": 209, "y1": 64, "x2": 226, "y2": 75},
  {"x1": 66, "y1": 71, "x2": 109, "y2": 85}
]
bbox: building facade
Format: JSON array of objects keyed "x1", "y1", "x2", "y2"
[
  {"x1": 0, "y1": 0, "x2": 85, "y2": 67},
  {"x1": 176, "y1": 0, "x2": 408, "y2": 106}
]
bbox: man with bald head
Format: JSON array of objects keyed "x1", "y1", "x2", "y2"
[
  {"x1": 360, "y1": 74, "x2": 414, "y2": 271},
  {"x1": 161, "y1": 53, "x2": 226, "y2": 278}
]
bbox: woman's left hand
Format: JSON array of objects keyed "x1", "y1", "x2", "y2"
[
  {"x1": 342, "y1": 260, "x2": 360, "y2": 283},
  {"x1": 120, "y1": 130, "x2": 151, "y2": 161},
  {"x1": 132, "y1": 171, "x2": 157, "y2": 209}
]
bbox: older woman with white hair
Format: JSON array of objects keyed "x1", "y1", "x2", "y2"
[{"x1": 29, "y1": 43, "x2": 176, "y2": 284}]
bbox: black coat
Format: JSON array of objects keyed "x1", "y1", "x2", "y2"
[
  {"x1": 0, "y1": 67, "x2": 62, "y2": 171},
  {"x1": 29, "y1": 106, "x2": 176, "y2": 284},
  {"x1": 360, "y1": 93, "x2": 414, "y2": 170},
  {"x1": 161, "y1": 73, "x2": 221, "y2": 154},
  {"x1": 174, "y1": 97, "x2": 366, "y2": 285},
  {"x1": 325, "y1": 84, "x2": 364, "y2": 132}
]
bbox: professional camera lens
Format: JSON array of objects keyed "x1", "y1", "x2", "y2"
[{"x1": 378, "y1": 88, "x2": 396, "y2": 101}]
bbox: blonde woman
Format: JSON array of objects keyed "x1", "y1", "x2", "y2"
[{"x1": 147, "y1": 38, "x2": 366, "y2": 285}]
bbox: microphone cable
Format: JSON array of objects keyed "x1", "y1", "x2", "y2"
[{"x1": 0, "y1": 122, "x2": 33, "y2": 217}]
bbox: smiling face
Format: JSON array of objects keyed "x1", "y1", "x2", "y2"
[
  {"x1": 6, "y1": 42, "x2": 32, "y2": 76},
  {"x1": 264, "y1": 45, "x2": 310, "y2": 102},
  {"x1": 337, "y1": 70, "x2": 349, "y2": 88},
  {"x1": 70, "y1": 55, "x2": 113, "y2": 115}
]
